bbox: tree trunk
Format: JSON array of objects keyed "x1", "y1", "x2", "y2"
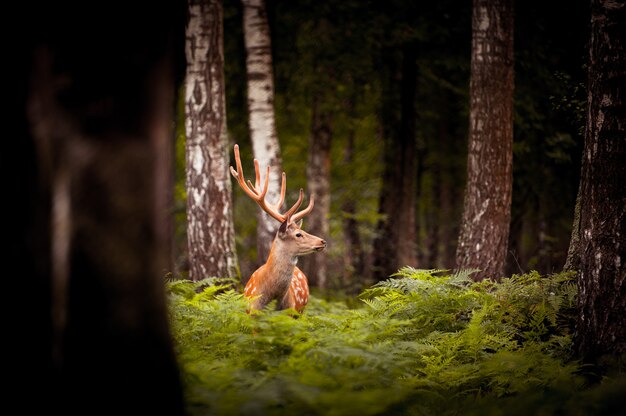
[
  {"x1": 341, "y1": 129, "x2": 366, "y2": 290},
  {"x1": 439, "y1": 118, "x2": 458, "y2": 270},
  {"x1": 563, "y1": 186, "x2": 582, "y2": 272},
  {"x1": 242, "y1": 0, "x2": 284, "y2": 264},
  {"x1": 15, "y1": 1, "x2": 186, "y2": 413},
  {"x1": 302, "y1": 96, "x2": 332, "y2": 289},
  {"x1": 428, "y1": 162, "x2": 442, "y2": 268},
  {"x1": 154, "y1": 64, "x2": 177, "y2": 276},
  {"x1": 570, "y1": 0, "x2": 626, "y2": 362},
  {"x1": 186, "y1": 0, "x2": 239, "y2": 280},
  {"x1": 372, "y1": 43, "x2": 419, "y2": 280},
  {"x1": 455, "y1": 0, "x2": 514, "y2": 281}
]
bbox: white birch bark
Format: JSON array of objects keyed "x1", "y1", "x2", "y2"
[
  {"x1": 185, "y1": 0, "x2": 239, "y2": 280},
  {"x1": 242, "y1": 0, "x2": 283, "y2": 263}
]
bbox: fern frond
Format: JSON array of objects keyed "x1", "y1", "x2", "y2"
[
  {"x1": 449, "y1": 268, "x2": 481, "y2": 284},
  {"x1": 391, "y1": 267, "x2": 449, "y2": 279}
]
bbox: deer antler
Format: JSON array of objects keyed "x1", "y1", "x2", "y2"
[{"x1": 230, "y1": 144, "x2": 314, "y2": 224}]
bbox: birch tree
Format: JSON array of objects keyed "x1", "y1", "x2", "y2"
[
  {"x1": 455, "y1": 0, "x2": 514, "y2": 280},
  {"x1": 568, "y1": 0, "x2": 626, "y2": 362},
  {"x1": 186, "y1": 0, "x2": 239, "y2": 280},
  {"x1": 242, "y1": 0, "x2": 283, "y2": 264}
]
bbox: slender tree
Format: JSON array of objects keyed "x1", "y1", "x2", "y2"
[
  {"x1": 242, "y1": 0, "x2": 284, "y2": 264},
  {"x1": 302, "y1": 96, "x2": 332, "y2": 288},
  {"x1": 567, "y1": 0, "x2": 626, "y2": 362},
  {"x1": 296, "y1": 15, "x2": 337, "y2": 290},
  {"x1": 185, "y1": 0, "x2": 239, "y2": 280},
  {"x1": 455, "y1": 0, "x2": 514, "y2": 280},
  {"x1": 341, "y1": 123, "x2": 366, "y2": 289},
  {"x1": 13, "y1": 0, "x2": 185, "y2": 412},
  {"x1": 372, "y1": 42, "x2": 419, "y2": 279}
]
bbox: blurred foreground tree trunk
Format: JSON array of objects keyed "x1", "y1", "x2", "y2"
[
  {"x1": 372, "y1": 42, "x2": 419, "y2": 280},
  {"x1": 186, "y1": 0, "x2": 239, "y2": 280},
  {"x1": 567, "y1": 0, "x2": 626, "y2": 363},
  {"x1": 10, "y1": 0, "x2": 186, "y2": 413},
  {"x1": 455, "y1": 0, "x2": 514, "y2": 281},
  {"x1": 242, "y1": 0, "x2": 284, "y2": 264}
]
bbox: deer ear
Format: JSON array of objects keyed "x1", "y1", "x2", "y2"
[
  {"x1": 295, "y1": 219, "x2": 303, "y2": 228},
  {"x1": 278, "y1": 219, "x2": 289, "y2": 235}
]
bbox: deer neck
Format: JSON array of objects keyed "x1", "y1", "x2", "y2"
[{"x1": 264, "y1": 239, "x2": 297, "y2": 294}]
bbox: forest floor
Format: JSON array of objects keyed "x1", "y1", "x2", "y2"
[{"x1": 167, "y1": 269, "x2": 625, "y2": 416}]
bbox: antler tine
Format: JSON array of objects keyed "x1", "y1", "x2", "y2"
[
  {"x1": 253, "y1": 159, "x2": 262, "y2": 191},
  {"x1": 283, "y1": 188, "x2": 304, "y2": 221},
  {"x1": 259, "y1": 165, "x2": 270, "y2": 198},
  {"x1": 230, "y1": 145, "x2": 259, "y2": 198},
  {"x1": 269, "y1": 172, "x2": 287, "y2": 211},
  {"x1": 291, "y1": 193, "x2": 315, "y2": 224}
]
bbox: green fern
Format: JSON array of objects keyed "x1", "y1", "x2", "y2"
[{"x1": 166, "y1": 269, "x2": 620, "y2": 416}]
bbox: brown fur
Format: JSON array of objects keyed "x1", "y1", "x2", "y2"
[{"x1": 244, "y1": 221, "x2": 325, "y2": 311}]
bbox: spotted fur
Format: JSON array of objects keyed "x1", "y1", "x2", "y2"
[{"x1": 243, "y1": 220, "x2": 323, "y2": 313}]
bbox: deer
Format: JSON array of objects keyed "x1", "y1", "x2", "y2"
[{"x1": 230, "y1": 144, "x2": 326, "y2": 312}]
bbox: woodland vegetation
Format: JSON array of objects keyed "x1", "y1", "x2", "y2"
[
  {"x1": 9, "y1": 0, "x2": 624, "y2": 414},
  {"x1": 168, "y1": 270, "x2": 625, "y2": 415}
]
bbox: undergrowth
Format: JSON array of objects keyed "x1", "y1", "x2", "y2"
[{"x1": 167, "y1": 269, "x2": 625, "y2": 416}]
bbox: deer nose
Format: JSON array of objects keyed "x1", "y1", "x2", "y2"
[{"x1": 321, "y1": 240, "x2": 327, "y2": 246}]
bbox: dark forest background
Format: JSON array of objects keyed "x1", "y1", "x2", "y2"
[{"x1": 173, "y1": 0, "x2": 588, "y2": 288}]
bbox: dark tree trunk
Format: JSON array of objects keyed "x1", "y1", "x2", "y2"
[
  {"x1": 154, "y1": 64, "x2": 177, "y2": 276},
  {"x1": 438, "y1": 118, "x2": 459, "y2": 270},
  {"x1": 506, "y1": 202, "x2": 526, "y2": 275},
  {"x1": 372, "y1": 42, "x2": 419, "y2": 280},
  {"x1": 564, "y1": 187, "x2": 582, "y2": 272},
  {"x1": 456, "y1": 0, "x2": 514, "y2": 281},
  {"x1": 415, "y1": 142, "x2": 426, "y2": 267},
  {"x1": 341, "y1": 129, "x2": 366, "y2": 290},
  {"x1": 6, "y1": 19, "x2": 54, "y2": 409},
  {"x1": 570, "y1": 0, "x2": 626, "y2": 362},
  {"x1": 12, "y1": 1, "x2": 186, "y2": 413},
  {"x1": 186, "y1": 0, "x2": 239, "y2": 280},
  {"x1": 428, "y1": 162, "x2": 442, "y2": 268},
  {"x1": 302, "y1": 96, "x2": 332, "y2": 289}
]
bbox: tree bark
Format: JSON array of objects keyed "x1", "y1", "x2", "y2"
[
  {"x1": 563, "y1": 186, "x2": 582, "y2": 272},
  {"x1": 455, "y1": 0, "x2": 514, "y2": 281},
  {"x1": 439, "y1": 117, "x2": 459, "y2": 270},
  {"x1": 15, "y1": 1, "x2": 186, "y2": 413},
  {"x1": 428, "y1": 162, "x2": 442, "y2": 268},
  {"x1": 570, "y1": 0, "x2": 626, "y2": 362},
  {"x1": 242, "y1": 0, "x2": 284, "y2": 264},
  {"x1": 186, "y1": 0, "x2": 239, "y2": 280},
  {"x1": 302, "y1": 96, "x2": 332, "y2": 289},
  {"x1": 341, "y1": 129, "x2": 366, "y2": 290},
  {"x1": 372, "y1": 43, "x2": 419, "y2": 280}
]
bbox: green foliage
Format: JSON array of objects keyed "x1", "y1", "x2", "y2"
[{"x1": 168, "y1": 270, "x2": 623, "y2": 415}]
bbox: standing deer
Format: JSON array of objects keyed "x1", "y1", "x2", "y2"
[{"x1": 230, "y1": 144, "x2": 326, "y2": 312}]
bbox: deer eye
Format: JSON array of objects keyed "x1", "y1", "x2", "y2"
[{"x1": 295, "y1": 232, "x2": 303, "y2": 238}]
